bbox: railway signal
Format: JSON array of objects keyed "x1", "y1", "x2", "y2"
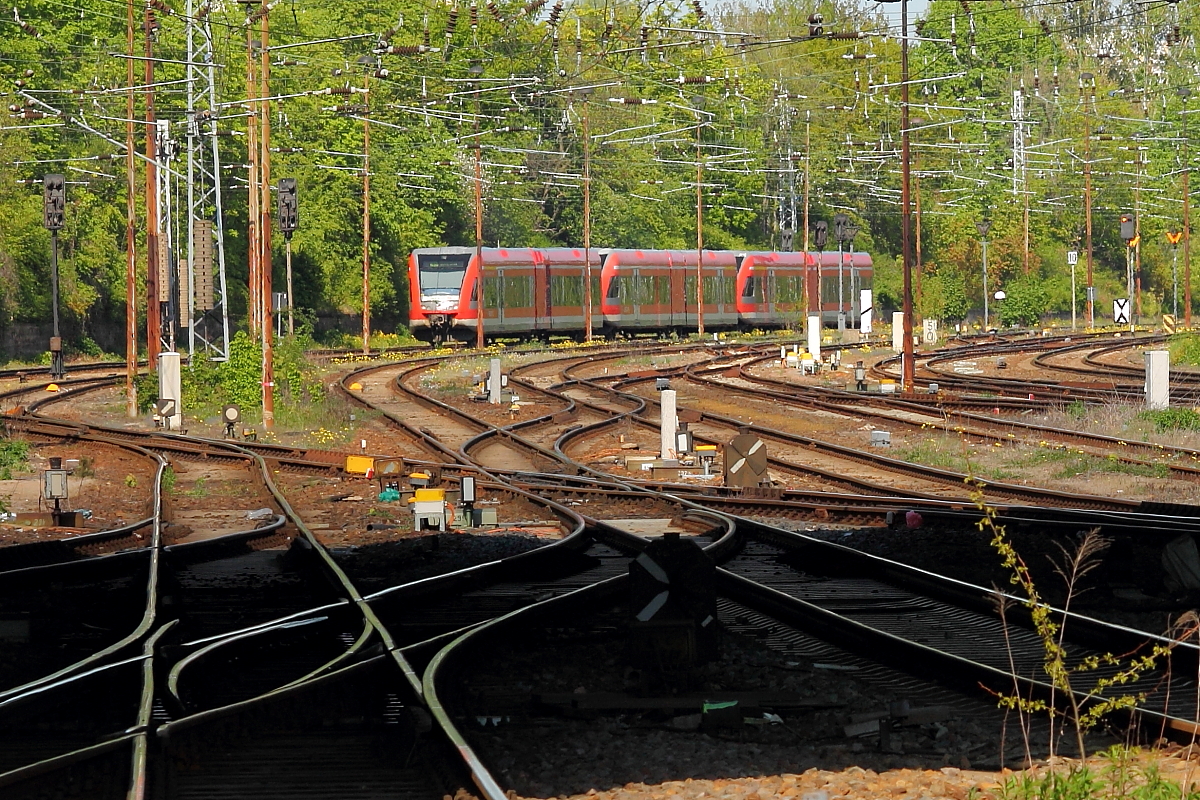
[
  {"x1": 42, "y1": 174, "x2": 66, "y2": 379},
  {"x1": 278, "y1": 177, "x2": 297, "y2": 334}
]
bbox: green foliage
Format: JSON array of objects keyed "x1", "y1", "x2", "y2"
[
  {"x1": 161, "y1": 466, "x2": 176, "y2": 494},
  {"x1": 999, "y1": 279, "x2": 1051, "y2": 327},
  {"x1": 977, "y1": 485, "x2": 1172, "y2": 760},
  {"x1": 0, "y1": 439, "x2": 30, "y2": 481},
  {"x1": 1138, "y1": 408, "x2": 1200, "y2": 433},
  {"x1": 1168, "y1": 334, "x2": 1200, "y2": 366}
]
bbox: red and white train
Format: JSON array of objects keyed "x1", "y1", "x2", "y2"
[{"x1": 408, "y1": 246, "x2": 872, "y2": 342}]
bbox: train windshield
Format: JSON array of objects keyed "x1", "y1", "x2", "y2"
[{"x1": 418, "y1": 254, "x2": 469, "y2": 296}]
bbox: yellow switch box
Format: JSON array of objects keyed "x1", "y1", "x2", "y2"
[
  {"x1": 413, "y1": 488, "x2": 445, "y2": 502},
  {"x1": 345, "y1": 455, "x2": 375, "y2": 474}
]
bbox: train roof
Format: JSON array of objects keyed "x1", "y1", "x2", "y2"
[
  {"x1": 539, "y1": 247, "x2": 601, "y2": 265},
  {"x1": 411, "y1": 246, "x2": 540, "y2": 265},
  {"x1": 738, "y1": 252, "x2": 814, "y2": 267},
  {"x1": 599, "y1": 249, "x2": 738, "y2": 267},
  {"x1": 812, "y1": 250, "x2": 873, "y2": 267}
]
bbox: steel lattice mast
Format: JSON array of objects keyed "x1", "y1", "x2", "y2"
[{"x1": 185, "y1": 0, "x2": 231, "y2": 361}]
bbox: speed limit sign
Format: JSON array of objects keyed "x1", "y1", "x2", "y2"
[{"x1": 1067, "y1": 250, "x2": 1078, "y2": 265}]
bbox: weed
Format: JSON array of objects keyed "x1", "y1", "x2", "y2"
[
  {"x1": 75, "y1": 456, "x2": 94, "y2": 479},
  {"x1": 124, "y1": 474, "x2": 138, "y2": 488},
  {"x1": 978, "y1": 486, "x2": 1172, "y2": 762},
  {"x1": 0, "y1": 439, "x2": 29, "y2": 480},
  {"x1": 1066, "y1": 400, "x2": 1088, "y2": 420},
  {"x1": 184, "y1": 477, "x2": 208, "y2": 498},
  {"x1": 896, "y1": 438, "x2": 969, "y2": 472},
  {"x1": 161, "y1": 466, "x2": 176, "y2": 493},
  {"x1": 1139, "y1": 408, "x2": 1200, "y2": 433}
]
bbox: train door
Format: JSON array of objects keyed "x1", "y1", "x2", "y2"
[
  {"x1": 534, "y1": 256, "x2": 550, "y2": 331},
  {"x1": 766, "y1": 268, "x2": 777, "y2": 318}
]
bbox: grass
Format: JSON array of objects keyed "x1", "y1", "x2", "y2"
[{"x1": 0, "y1": 439, "x2": 29, "y2": 481}]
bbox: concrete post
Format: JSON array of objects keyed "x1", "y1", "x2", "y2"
[
  {"x1": 892, "y1": 311, "x2": 905, "y2": 353},
  {"x1": 806, "y1": 315, "x2": 821, "y2": 361},
  {"x1": 488, "y1": 358, "x2": 501, "y2": 404},
  {"x1": 1145, "y1": 349, "x2": 1170, "y2": 410},
  {"x1": 158, "y1": 351, "x2": 183, "y2": 430},
  {"x1": 860, "y1": 289, "x2": 873, "y2": 333},
  {"x1": 660, "y1": 389, "x2": 677, "y2": 459}
]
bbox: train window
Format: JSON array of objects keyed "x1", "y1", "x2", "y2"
[
  {"x1": 655, "y1": 275, "x2": 670, "y2": 305},
  {"x1": 551, "y1": 274, "x2": 583, "y2": 307},
  {"x1": 821, "y1": 275, "x2": 839, "y2": 305},
  {"x1": 484, "y1": 275, "x2": 502, "y2": 308},
  {"x1": 684, "y1": 275, "x2": 697, "y2": 303},
  {"x1": 592, "y1": 275, "x2": 601, "y2": 308},
  {"x1": 742, "y1": 276, "x2": 757, "y2": 299},
  {"x1": 503, "y1": 275, "x2": 534, "y2": 308},
  {"x1": 417, "y1": 255, "x2": 469, "y2": 295},
  {"x1": 606, "y1": 275, "x2": 622, "y2": 300},
  {"x1": 703, "y1": 276, "x2": 734, "y2": 305}
]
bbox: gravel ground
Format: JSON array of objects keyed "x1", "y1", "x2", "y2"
[
  {"x1": 457, "y1": 603, "x2": 1115, "y2": 800},
  {"x1": 331, "y1": 532, "x2": 550, "y2": 592},
  {"x1": 774, "y1": 521, "x2": 1190, "y2": 636}
]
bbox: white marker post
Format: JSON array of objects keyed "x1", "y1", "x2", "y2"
[
  {"x1": 860, "y1": 289, "x2": 873, "y2": 334},
  {"x1": 806, "y1": 315, "x2": 821, "y2": 361},
  {"x1": 1145, "y1": 350, "x2": 1170, "y2": 410},
  {"x1": 892, "y1": 312, "x2": 905, "y2": 353},
  {"x1": 659, "y1": 389, "x2": 678, "y2": 459},
  {"x1": 158, "y1": 352, "x2": 183, "y2": 431},
  {"x1": 488, "y1": 358, "x2": 502, "y2": 404}
]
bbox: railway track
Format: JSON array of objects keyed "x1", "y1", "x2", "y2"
[{"x1": 5, "y1": 338, "x2": 1200, "y2": 798}]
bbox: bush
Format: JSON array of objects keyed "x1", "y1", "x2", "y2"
[
  {"x1": 0, "y1": 439, "x2": 29, "y2": 480},
  {"x1": 1168, "y1": 333, "x2": 1200, "y2": 366},
  {"x1": 1138, "y1": 407, "x2": 1200, "y2": 433}
]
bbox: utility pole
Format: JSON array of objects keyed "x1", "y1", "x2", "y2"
[
  {"x1": 802, "y1": 110, "x2": 810, "y2": 253},
  {"x1": 1181, "y1": 88, "x2": 1192, "y2": 327},
  {"x1": 145, "y1": 4, "x2": 161, "y2": 365},
  {"x1": 695, "y1": 105, "x2": 705, "y2": 338},
  {"x1": 361, "y1": 73, "x2": 371, "y2": 356},
  {"x1": 899, "y1": 0, "x2": 915, "y2": 392},
  {"x1": 245, "y1": 13, "x2": 260, "y2": 341},
  {"x1": 473, "y1": 108, "x2": 484, "y2": 350},
  {"x1": 1082, "y1": 73, "x2": 1095, "y2": 328},
  {"x1": 125, "y1": 0, "x2": 137, "y2": 416},
  {"x1": 580, "y1": 91, "x2": 593, "y2": 342},
  {"x1": 259, "y1": 0, "x2": 273, "y2": 429}
]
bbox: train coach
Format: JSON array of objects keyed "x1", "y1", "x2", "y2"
[{"x1": 408, "y1": 246, "x2": 872, "y2": 342}]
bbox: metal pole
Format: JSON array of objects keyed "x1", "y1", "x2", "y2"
[
  {"x1": 1071, "y1": 258, "x2": 1076, "y2": 331},
  {"x1": 145, "y1": 7, "x2": 161, "y2": 365},
  {"x1": 361, "y1": 75, "x2": 371, "y2": 356},
  {"x1": 1126, "y1": 243, "x2": 1133, "y2": 310},
  {"x1": 695, "y1": 116, "x2": 705, "y2": 338},
  {"x1": 286, "y1": 239, "x2": 294, "y2": 335},
  {"x1": 473, "y1": 109, "x2": 484, "y2": 350},
  {"x1": 50, "y1": 230, "x2": 63, "y2": 379},
  {"x1": 260, "y1": 0, "x2": 273, "y2": 429},
  {"x1": 245, "y1": 22, "x2": 260, "y2": 341},
  {"x1": 125, "y1": 0, "x2": 137, "y2": 416},
  {"x1": 982, "y1": 237, "x2": 989, "y2": 329},
  {"x1": 1186, "y1": 141, "x2": 1192, "y2": 328},
  {"x1": 1173, "y1": 245, "x2": 1179, "y2": 320},
  {"x1": 802, "y1": 112, "x2": 810, "y2": 253},
  {"x1": 899, "y1": 0, "x2": 915, "y2": 391},
  {"x1": 582, "y1": 96, "x2": 592, "y2": 342},
  {"x1": 1083, "y1": 79, "x2": 1094, "y2": 329}
]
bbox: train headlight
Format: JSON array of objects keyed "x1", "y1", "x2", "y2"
[{"x1": 421, "y1": 298, "x2": 456, "y2": 311}]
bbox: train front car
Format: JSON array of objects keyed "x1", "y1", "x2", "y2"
[
  {"x1": 735, "y1": 252, "x2": 813, "y2": 330},
  {"x1": 409, "y1": 247, "x2": 475, "y2": 343}
]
